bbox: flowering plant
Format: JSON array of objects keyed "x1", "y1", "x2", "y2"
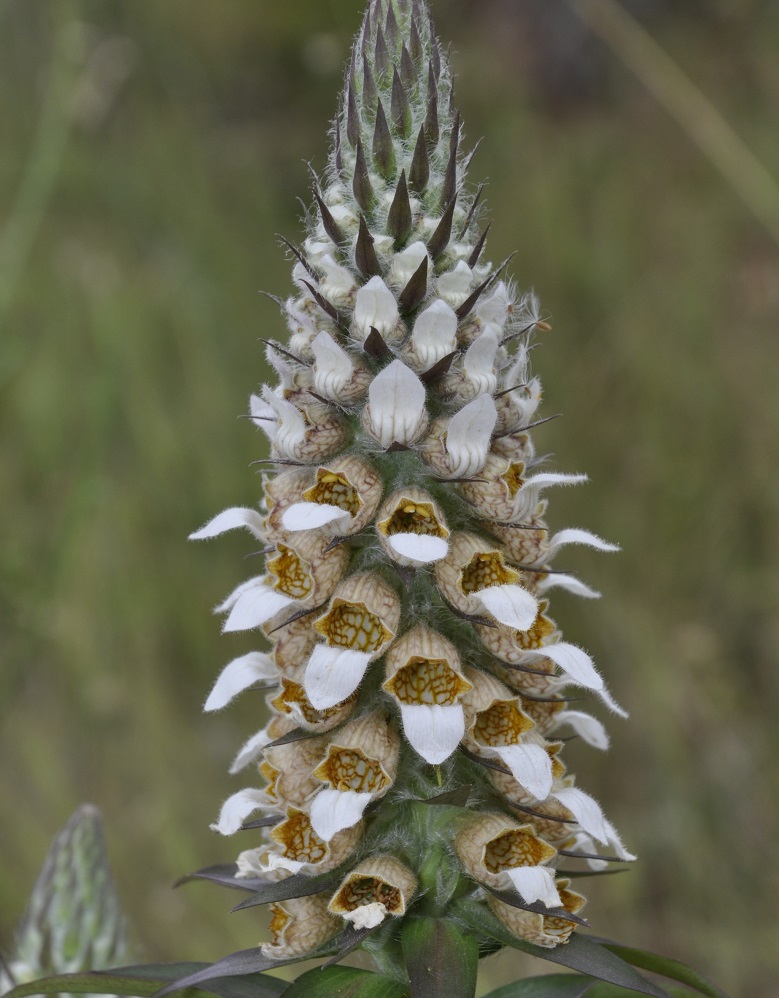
[{"x1": 4, "y1": 3, "x2": 729, "y2": 997}]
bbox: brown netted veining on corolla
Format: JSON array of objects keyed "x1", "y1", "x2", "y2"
[
  {"x1": 460, "y1": 552, "x2": 521, "y2": 594},
  {"x1": 331, "y1": 877, "x2": 403, "y2": 915},
  {"x1": 315, "y1": 600, "x2": 393, "y2": 651},
  {"x1": 303, "y1": 469, "x2": 363, "y2": 516},
  {"x1": 543, "y1": 884, "x2": 587, "y2": 936},
  {"x1": 385, "y1": 657, "x2": 471, "y2": 705},
  {"x1": 502, "y1": 462, "x2": 526, "y2": 499},
  {"x1": 314, "y1": 747, "x2": 391, "y2": 794},
  {"x1": 378, "y1": 500, "x2": 447, "y2": 538},
  {"x1": 473, "y1": 700, "x2": 535, "y2": 747},
  {"x1": 483, "y1": 827, "x2": 557, "y2": 874},
  {"x1": 267, "y1": 545, "x2": 314, "y2": 599},
  {"x1": 271, "y1": 809, "x2": 328, "y2": 865}
]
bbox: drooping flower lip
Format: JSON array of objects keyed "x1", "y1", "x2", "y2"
[
  {"x1": 214, "y1": 533, "x2": 348, "y2": 634},
  {"x1": 280, "y1": 456, "x2": 383, "y2": 536},
  {"x1": 258, "y1": 807, "x2": 364, "y2": 877},
  {"x1": 487, "y1": 877, "x2": 587, "y2": 949},
  {"x1": 461, "y1": 667, "x2": 554, "y2": 801},
  {"x1": 383, "y1": 624, "x2": 472, "y2": 764},
  {"x1": 375, "y1": 487, "x2": 450, "y2": 566},
  {"x1": 455, "y1": 813, "x2": 561, "y2": 909},
  {"x1": 308, "y1": 713, "x2": 400, "y2": 841},
  {"x1": 435, "y1": 532, "x2": 539, "y2": 631},
  {"x1": 328, "y1": 855, "x2": 417, "y2": 930},
  {"x1": 303, "y1": 572, "x2": 401, "y2": 710}
]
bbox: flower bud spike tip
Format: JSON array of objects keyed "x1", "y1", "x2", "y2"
[{"x1": 189, "y1": 0, "x2": 636, "y2": 986}]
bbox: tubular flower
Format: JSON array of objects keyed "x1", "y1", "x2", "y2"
[
  {"x1": 328, "y1": 855, "x2": 418, "y2": 930},
  {"x1": 488, "y1": 879, "x2": 587, "y2": 949},
  {"x1": 190, "y1": 0, "x2": 631, "y2": 973},
  {"x1": 261, "y1": 895, "x2": 342, "y2": 959}
]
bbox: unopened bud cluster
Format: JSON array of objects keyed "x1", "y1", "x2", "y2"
[
  {"x1": 1, "y1": 806, "x2": 129, "y2": 996},
  {"x1": 191, "y1": 0, "x2": 633, "y2": 962}
]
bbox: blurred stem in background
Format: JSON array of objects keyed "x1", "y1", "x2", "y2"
[
  {"x1": 0, "y1": 0, "x2": 82, "y2": 338},
  {"x1": 570, "y1": 0, "x2": 779, "y2": 247}
]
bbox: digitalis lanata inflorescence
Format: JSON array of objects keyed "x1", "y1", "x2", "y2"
[{"x1": 191, "y1": 0, "x2": 634, "y2": 965}]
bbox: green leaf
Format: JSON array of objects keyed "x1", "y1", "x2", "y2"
[
  {"x1": 453, "y1": 902, "x2": 671, "y2": 998},
  {"x1": 4, "y1": 971, "x2": 167, "y2": 998},
  {"x1": 282, "y1": 965, "x2": 408, "y2": 998},
  {"x1": 111, "y1": 964, "x2": 290, "y2": 998},
  {"x1": 481, "y1": 974, "x2": 596, "y2": 998},
  {"x1": 149, "y1": 950, "x2": 304, "y2": 997},
  {"x1": 597, "y1": 945, "x2": 729, "y2": 998},
  {"x1": 483, "y1": 887, "x2": 590, "y2": 928},
  {"x1": 174, "y1": 864, "x2": 268, "y2": 893},
  {"x1": 401, "y1": 917, "x2": 478, "y2": 998},
  {"x1": 1, "y1": 965, "x2": 288, "y2": 998},
  {"x1": 230, "y1": 871, "x2": 341, "y2": 911},
  {"x1": 320, "y1": 926, "x2": 378, "y2": 970},
  {"x1": 585, "y1": 986, "x2": 699, "y2": 998}
]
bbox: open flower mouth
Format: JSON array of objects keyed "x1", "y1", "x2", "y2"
[
  {"x1": 384, "y1": 657, "x2": 471, "y2": 706},
  {"x1": 270, "y1": 809, "x2": 328, "y2": 866},
  {"x1": 460, "y1": 552, "x2": 521, "y2": 595},
  {"x1": 513, "y1": 604, "x2": 557, "y2": 648},
  {"x1": 314, "y1": 599, "x2": 394, "y2": 652},
  {"x1": 501, "y1": 462, "x2": 526, "y2": 498},
  {"x1": 472, "y1": 700, "x2": 535, "y2": 748},
  {"x1": 313, "y1": 746, "x2": 391, "y2": 795},
  {"x1": 376, "y1": 490, "x2": 451, "y2": 564},
  {"x1": 483, "y1": 828, "x2": 557, "y2": 873},
  {"x1": 378, "y1": 500, "x2": 448, "y2": 539},
  {"x1": 327, "y1": 855, "x2": 417, "y2": 929},
  {"x1": 330, "y1": 876, "x2": 404, "y2": 917},
  {"x1": 303, "y1": 469, "x2": 363, "y2": 517},
  {"x1": 268, "y1": 905, "x2": 290, "y2": 939},
  {"x1": 267, "y1": 545, "x2": 314, "y2": 600}
]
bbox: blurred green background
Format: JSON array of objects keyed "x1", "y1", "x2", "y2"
[{"x1": 1, "y1": 0, "x2": 777, "y2": 995}]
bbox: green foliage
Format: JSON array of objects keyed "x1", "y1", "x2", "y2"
[
  {"x1": 481, "y1": 976, "x2": 594, "y2": 998},
  {"x1": 594, "y1": 946, "x2": 728, "y2": 998},
  {"x1": 1, "y1": 965, "x2": 287, "y2": 998},
  {"x1": 281, "y1": 966, "x2": 407, "y2": 998},
  {"x1": 585, "y1": 988, "x2": 697, "y2": 998},
  {"x1": 401, "y1": 918, "x2": 478, "y2": 998}
]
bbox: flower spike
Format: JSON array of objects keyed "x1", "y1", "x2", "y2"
[{"x1": 189, "y1": 0, "x2": 633, "y2": 978}]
